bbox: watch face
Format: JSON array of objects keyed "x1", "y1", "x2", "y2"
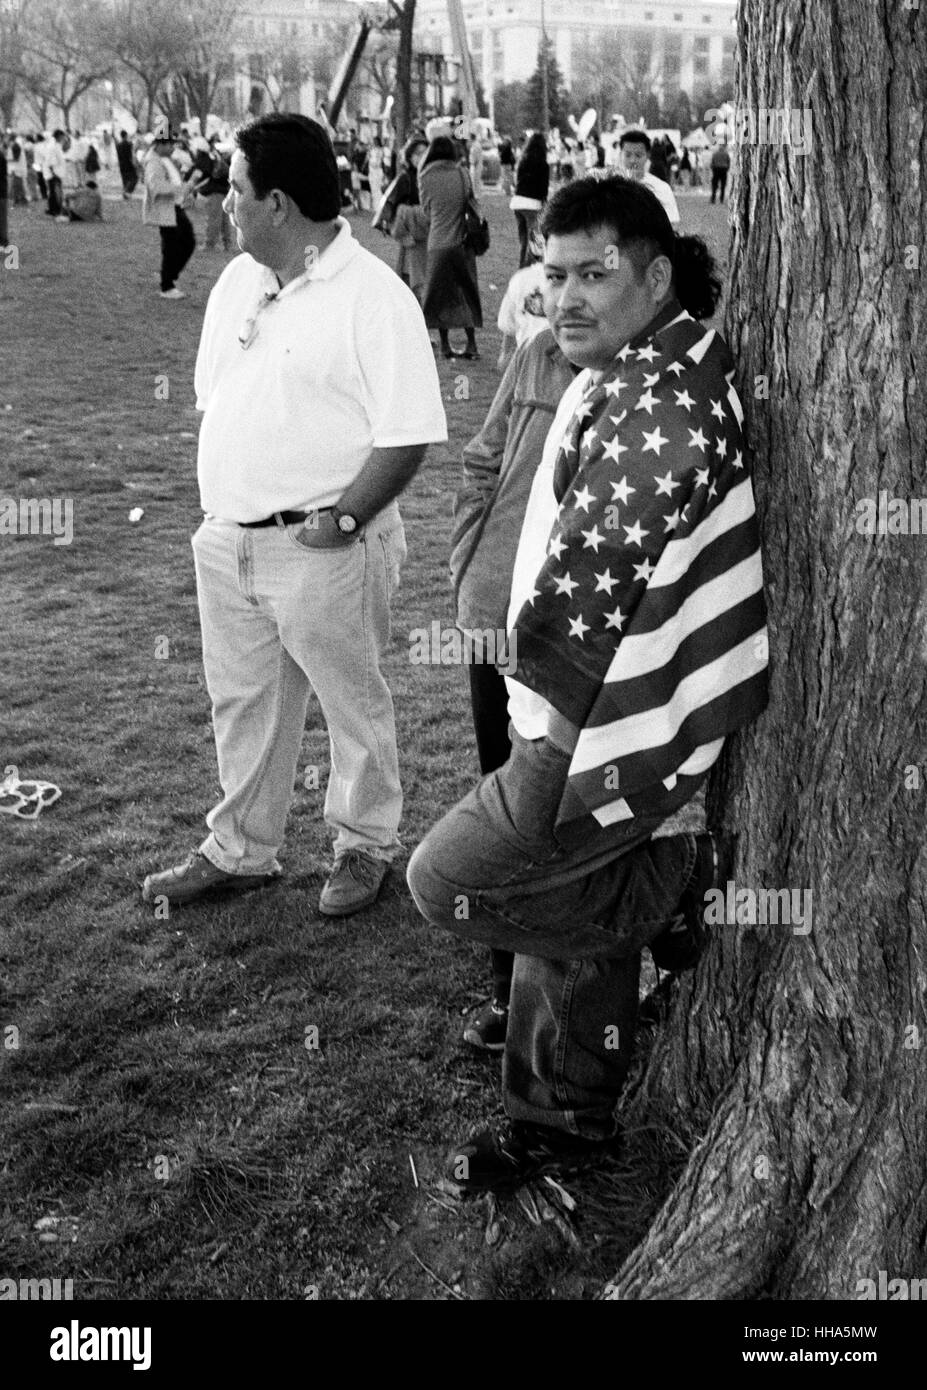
[{"x1": 337, "y1": 512, "x2": 357, "y2": 533}]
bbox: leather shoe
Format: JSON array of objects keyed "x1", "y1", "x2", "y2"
[{"x1": 319, "y1": 850, "x2": 389, "y2": 917}]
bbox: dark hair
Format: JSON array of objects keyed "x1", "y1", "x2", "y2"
[
  {"x1": 540, "y1": 175, "x2": 722, "y2": 321},
  {"x1": 236, "y1": 113, "x2": 340, "y2": 220},
  {"x1": 402, "y1": 134, "x2": 427, "y2": 167},
  {"x1": 520, "y1": 131, "x2": 547, "y2": 166},
  {"x1": 619, "y1": 128, "x2": 651, "y2": 152},
  {"x1": 421, "y1": 135, "x2": 457, "y2": 168}
]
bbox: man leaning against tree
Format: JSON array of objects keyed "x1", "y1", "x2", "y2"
[
  {"x1": 143, "y1": 114, "x2": 447, "y2": 919},
  {"x1": 408, "y1": 177, "x2": 769, "y2": 1190}
]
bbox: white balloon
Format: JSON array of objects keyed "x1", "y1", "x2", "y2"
[{"x1": 577, "y1": 107, "x2": 598, "y2": 141}]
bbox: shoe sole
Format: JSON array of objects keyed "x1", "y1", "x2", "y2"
[
  {"x1": 141, "y1": 873, "x2": 280, "y2": 906},
  {"x1": 462, "y1": 1031, "x2": 506, "y2": 1053}
]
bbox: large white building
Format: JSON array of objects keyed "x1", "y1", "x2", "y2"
[{"x1": 415, "y1": 0, "x2": 737, "y2": 103}]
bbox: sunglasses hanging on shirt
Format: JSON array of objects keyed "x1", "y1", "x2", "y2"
[{"x1": 238, "y1": 289, "x2": 280, "y2": 350}]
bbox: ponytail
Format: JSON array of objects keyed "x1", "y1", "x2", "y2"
[{"x1": 671, "y1": 233, "x2": 722, "y2": 321}]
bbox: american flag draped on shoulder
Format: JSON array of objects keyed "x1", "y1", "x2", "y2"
[{"x1": 510, "y1": 300, "x2": 769, "y2": 827}]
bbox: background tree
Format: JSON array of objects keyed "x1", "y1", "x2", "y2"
[
  {"x1": 18, "y1": 0, "x2": 112, "y2": 132},
  {"x1": 570, "y1": 30, "x2": 624, "y2": 128},
  {"x1": 105, "y1": 0, "x2": 188, "y2": 131},
  {"x1": 176, "y1": 0, "x2": 241, "y2": 131},
  {"x1": 616, "y1": 30, "x2": 660, "y2": 126},
  {"x1": 491, "y1": 80, "x2": 528, "y2": 139},
  {"x1": 523, "y1": 36, "x2": 568, "y2": 132},
  {"x1": 607, "y1": 0, "x2": 927, "y2": 1299},
  {"x1": 0, "y1": 0, "x2": 28, "y2": 131}
]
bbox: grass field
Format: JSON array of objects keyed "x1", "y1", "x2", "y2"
[{"x1": 0, "y1": 177, "x2": 730, "y2": 1300}]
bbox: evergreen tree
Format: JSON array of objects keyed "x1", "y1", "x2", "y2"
[{"x1": 523, "y1": 36, "x2": 568, "y2": 132}]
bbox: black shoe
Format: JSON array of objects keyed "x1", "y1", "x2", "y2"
[
  {"x1": 446, "y1": 1119, "x2": 620, "y2": 1193},
  {"x1": 650, "y1": 831, "x2": 718, "y2": 972},
  {"x1": 462, "y1": 999, "x2": 508, "y2": 1052}
]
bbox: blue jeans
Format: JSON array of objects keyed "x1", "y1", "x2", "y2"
[{"x1": 407, "y1": 729, "x2": 702, "y2": 1138}]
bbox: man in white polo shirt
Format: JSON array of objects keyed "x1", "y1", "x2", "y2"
[
  {"x1": 143, "y1": 113, "x2": 447, "y2": 918},
  {"x1": 618, "y1": 129, "x2": 680, "y2": 228}
]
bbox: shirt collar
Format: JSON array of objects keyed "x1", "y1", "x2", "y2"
[{"x1": 259, "y1": 218, "x2": 359, "y2": 298}]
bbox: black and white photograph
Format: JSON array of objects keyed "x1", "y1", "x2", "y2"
[{"x1": 0, "y1": 0, "x2": 924, "y2": 1347}]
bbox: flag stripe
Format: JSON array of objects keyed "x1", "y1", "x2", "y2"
[
  {"x1": 592, "y1": 594, "x2": 768, "y2": 720},
  {"x1": 571, "y1": 632, "x2": 766, "y2": 774},
  {"x1": 649, "y1": 478, "x2": 757, "y2": 590},
  {"x1": 570, "y1": 669, "x2": 768, "y2": 802}
]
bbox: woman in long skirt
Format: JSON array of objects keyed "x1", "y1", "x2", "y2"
[{"x1": 418, "y1": 135, "x2": 482, "y2": 359}]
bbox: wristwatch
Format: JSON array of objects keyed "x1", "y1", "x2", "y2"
[{"x1": 331, "y1": 505, "x2": 358, "y2": 534}]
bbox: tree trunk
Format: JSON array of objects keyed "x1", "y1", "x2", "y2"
[
  {"x1": 393, "y1": 0, "x2": 415, "y2": 145},
  {"x1": 608, "y1": 0, "x2": 927, "y2": 1300}
]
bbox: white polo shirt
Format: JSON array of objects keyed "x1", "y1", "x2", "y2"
[
  {"x1": 641, "y1": 172, "x2": 680, "y2": 228},
  {"x1": 194, "y1": 218, "x2": 448, "y2": 522}
]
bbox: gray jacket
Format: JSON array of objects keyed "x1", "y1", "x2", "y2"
[{"x1": 451, "y1": 328, "x2": 576, "y2": 632}]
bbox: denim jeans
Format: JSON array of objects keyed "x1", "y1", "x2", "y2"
[
  {"x1": 407, "y1": 729, "x2": 702, "y2": 1138},
  {"x1": 191, "y1": 504, "x2": 407, "y2": 875}
]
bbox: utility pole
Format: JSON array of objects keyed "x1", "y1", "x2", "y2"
[{"x1": 540, "y1": 0, "x2": 549, "y2": 133}]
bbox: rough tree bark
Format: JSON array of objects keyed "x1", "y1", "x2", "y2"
[{"x1": 609, "y1": 0, "x2": 927, "y2": 1299}]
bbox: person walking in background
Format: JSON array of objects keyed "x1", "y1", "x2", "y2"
[
  {"x1": 511, "y1": 132, "x2": 548, "y2": 268},
  {"x1": 45, "y1": 130, "x2": 68, "y2": 221},
  {"x1": 498, "y1": 135, "x2": 515, "y2": 197},
  {"x1": 143, "y1": 117, "x2": 196, "y2": 299},
  {"x1": 198, "y1": 135, "x2": 233, "y2": 251},
  {"x1": 711, "y1": 140, "x2": 731, "y2": 203},
  {"x1": 418, "y1": 134, "x2": 483, "y2": 360},
  {"x1": 468, "y1": 131, "x2": 484, "y2": 196},
  {"x1": 0, "y1": 139, "x2": 8, "y2": 248},
  {"x1": 142, "y1": 113, "x2": 447, "y2": 920},
  {"x1": 9, "y1": 137, "x2": 29, "y2": 205},
  {"x1": 27, "y1": 135, "x2": 43, "y2": 201},
  {"x1": 448, "y1": 325, "x2": 576, "y2": 1051},
  {"x1": 373, "y1": 134, "x2": 428, "y2": 294},
  {"x1": 116, "y1": 129, "x2": 138, "y2": 196},
  {"x1": 367, "y1": 135, "x2": 385, "y2": 206}
]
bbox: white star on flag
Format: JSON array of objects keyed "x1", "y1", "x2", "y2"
[
  {"x1": 731, "y1": 449, "x2": 744, "y2": 470},
  {"x1": 636, "y1": 343, "x2": 659, "y2": 363},
  {"x1": 635, "y1": 388, "x2": 660, "y2": 415},
  {"x1": 616, "y1": 342, "x2": 634, "y2": 362},
  {"x1": 602, "y1": 436, "x2": 628, "y2": 465},
  {"x1": 568, "y1": 614, "x2": 590, "y2": 640},
  {"x1": 654, "y1": 470, "x2": 680, "y2": 497},
  {"x1": 632, "y1": 556, "x2": 655, "y2": 583},
  {"x1": 572, "y1": 484, "x2": 596, "y2": 512},
  {"x1": 548, "y1": 532, "x2": 567, "y2": 560},
  {"x1": 714, "y1": 434, "x2": 728, "y2": 459},
  {"x1": 574, "y1": 399, "x2": 594, "y2": 422},
  {"x1": 642, "y1": 371, "x2": 661, "y2": 388},
  {"x1": 581, "y1": 525, "x2": 606, "y2": 552},
  {"x1": 641, "y1": 425, "x2": 669, "y2": 456},
  {"x1": 554, "y1": 571, "x2": 579, "y2": 597},
  {"x1": 560, "y1": 431, "x2": 577, "y2": 454},
  {"x1": 604, "y1": 604, "x2": 626, "y2": 630},
  {"x1": 663, "y1": 509, "x2": 681, "y2": 533},
  {"x1": 710, "y1": 398, "x2": 726, "y2": 423},
  {"x1": 695, "y1": 466, "x2": 710, "y2": 487},
  {"x1": 688, "y1": 427, "x2": 709, "y2": 451},
  {"x1": 665, "y1": 360, "x2": 684, "y2": 377},
  {"x1": 605, "y1": 377, "x2": 628, "y2": 399},
  {"x1": 623, "y1": 518, "x2": 650, "y2": 547},
  {"x1": 594, "y1": 568, "x2": 618, "y2": 594},
  {"x1": 581, "y1": 428, "x2": 599, "y2": 450},
  {"x1": 610, "y1": 475, "x2": 635, "y2": 504},
  {"x1": 707, "y1": 480, "x2": 718, "y2": 500},
  {"x1": 673, "y1": 388, "x2": 696, "y2": 411}
]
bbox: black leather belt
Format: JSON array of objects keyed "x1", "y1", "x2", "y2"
[{"x1": 240, "y1": 508, "x2": 332, "y2": 529}]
